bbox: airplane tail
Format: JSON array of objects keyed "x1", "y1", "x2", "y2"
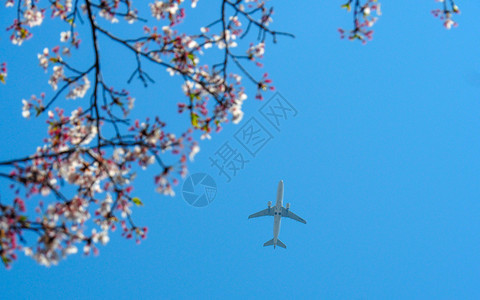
[
  {"x1": 263, "y1": 239, "x2": 274, "y2": 247},
  {"x1": 263, "y1": 238, "x2": 286, "y2": 249}
]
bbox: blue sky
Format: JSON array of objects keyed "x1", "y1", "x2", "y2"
[{"x1": 1, "y1": 1, "x2": 480, "y2": 299}]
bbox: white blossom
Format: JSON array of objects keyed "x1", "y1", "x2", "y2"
[
  {"x1": 125, "y1": 11, "x2": 137, "y2": 24},
  {"x1": 24, "y1": 7, "x2": 44, "y2": 27},
  {"x1": 247, "y1": 42, "x2": 265, "y2": 57},
  {"x1": 60, "y1": 31, "x2": 71, "y2": 42},
  {"x1": 66, "y1": 76, "x2": 90, "y2": 99},
  {"x1": 189, "y1": 143, "x2": 200, "y2": 161},
  {"x1": 37, "y1": 48, "x2": 49, "y2": 71},
  {"x1": 150, "y1": 1, "x2": 180, "y2": 19},
  {"x1": 162, "y1": 25, "x2": 173, "y2": 36},
  {"x1": 48, "y1": 65, "x2": 65, "y2": 91},
  {"x1": 21, "y1": 99, "x2": 31, "y2": 118}
]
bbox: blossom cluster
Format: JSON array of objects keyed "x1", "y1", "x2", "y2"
[
  {"x1": 339, "y1": 1, "x2": 462, "y2": 43},
  {"x1": 1, "y1": 104, "x2": 198, "y2": 267},
  {"x1": 338, "y1": 0, "x2": 381, "y2": 44},
  {"x1": 121, "y1": 1, "x2": 277, "y2": 136},
  {"x1": 432, "y1": 0, "x2": 460, "y2": 29},
  {"x1": 5, "y1": 0, "x2": 45, "y2": 45},
  {"x1": 1, "y1": 0, "x2": 285, "y2": 268}
]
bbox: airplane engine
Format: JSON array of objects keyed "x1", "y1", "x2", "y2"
[
  {"x1": 267, "y1": 201, "x2": 272, "y2": 207},
  {"x1": 286, "y1": 203, "x2": 290, "y2": 210}
]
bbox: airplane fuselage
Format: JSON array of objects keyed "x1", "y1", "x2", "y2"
[{"x1": 272, "y1": 180, "x2": 284, "y2": 248}]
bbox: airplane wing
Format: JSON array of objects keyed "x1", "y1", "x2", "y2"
[
  {"x1": 281, "y1": 207, "x2": 307, "y2": 224},
  {"x1": 248, "y1": 208, "x2": 274, "y2": 219}
]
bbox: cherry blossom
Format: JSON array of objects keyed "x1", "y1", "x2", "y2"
[
  {"x1": 21, "y1": 99, "x2": 32, "y2": 118},
  {"x1": 37, "y1": 48, "x2": 49, "y2": 71},
  {"x1": 0, "y1": 0, "x2": 291, "y2": 267},
  {"x1": 23, "y1": 6, "x2": 44, "y2": 27},
  {"x1": 339, "y1": 0, "x2": 381, "y2": 44},
  {"x1": 65, "y1": 76, "x2": 90, "y2": 99},
  {"x1": 432, "y1": 0, "x2": 460, "y2": 29},
  {"x1": 339, "y1": 1, "x2": 462, "y2": 44},
  {"x1": 0, "y1": 63, "x2": 7, "y2": 84},
  {"x1": 60, "y1": 31, "x2": 70, "y2": 42},
  {"x1": 247, "y1": 42, "x2": 265, "y2": 58},
  {"x1": 48, "y1": 66, "x2": 65, "y2": 91}
]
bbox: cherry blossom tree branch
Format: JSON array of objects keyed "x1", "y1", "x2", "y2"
[
  {"x1": 432, "y1": 0, "x2": 460, "y2": 29},
  {"x1": 1, "y1": 0, "x2": 289, "y2": 268},
  {"x1": 338, "y1": 1, "x2": 461, "y2": 43}
]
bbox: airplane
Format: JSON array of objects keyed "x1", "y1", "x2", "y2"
[{"x1": 248, "y1": 180, "x2": 306, "y2": 249}]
